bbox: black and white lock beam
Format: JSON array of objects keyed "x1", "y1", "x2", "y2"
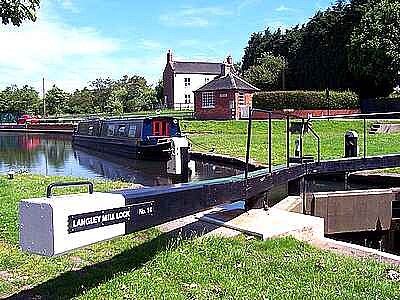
[
  {"x1": 19, "y1": 179, "x2": 244, "y2": 257},
  {"x1": 19, "y1": 153, "x2": 400, "y2": 257}
]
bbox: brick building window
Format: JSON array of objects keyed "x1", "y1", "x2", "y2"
[
  {"x1": 184, "y1": 94, "x2": 191, "y2": 104},
  {"x1": 202, "y1": 92, "x2": 215, "y2": 108},
  {"x1": 238, "y1": 92, "x2": 245, "y2": 105},
  {"x1": 184, "y1": 78, "x2": 191, "y2": 87}
]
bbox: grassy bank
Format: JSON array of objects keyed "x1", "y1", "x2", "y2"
[
  {"x1": 181, "y1": 120, "x2": 400, "y2": 165},
  {"x1": 1, "y1": 174, "x2": 400, "y2": 299}
]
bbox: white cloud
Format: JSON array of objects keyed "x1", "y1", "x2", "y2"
[
  {"x1": 0, "y1": 2, "x2": 165, "y2": 91},
  {"x1": 56, "y1": 0, "x2": 79, "y2": 13},
  {"x1": 160, "y1": 6, "x2": 232, "y2": 28},
  {"x1": 0, "y1": 18, "x2": 120, "y2": 90},
  {"x1": 276, "y1": 5, "x2": 294, "y2": 12},
  {"x1": 236, "y1": 0, "x2": 261, "y2": 15}
]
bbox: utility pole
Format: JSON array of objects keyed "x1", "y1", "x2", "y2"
[
  {"x1": 42, "y1": 77, "x2": 46, "y2": 117},
  {"x1": 282, "y1": 58, "x2": 286, "y2": 91}
]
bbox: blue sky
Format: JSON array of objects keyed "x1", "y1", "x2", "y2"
[{"x1": 0, "y1": 0, "x2": 333, "y2": 92}]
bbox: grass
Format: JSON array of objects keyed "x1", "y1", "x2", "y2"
[
  {"x1": 181, "y1": 120, "x2": 400, "y2": 165},
  {"x1": 372, "y1": 168, "x2": 400, "y2": 174},
  {"x1": 1, "y1": 174, "x2": 400, "y2": 299}
]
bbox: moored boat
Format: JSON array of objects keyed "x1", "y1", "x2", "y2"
[{"x1": 72, "y1": 116, "x2": 182, "y2": 160}]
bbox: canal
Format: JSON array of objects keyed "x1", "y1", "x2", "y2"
[{"x1": 0, "y1": 132, "x2": 242, "y2": 186}]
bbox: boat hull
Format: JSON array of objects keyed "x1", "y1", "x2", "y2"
[{"x1": 72, "y1": 135, "x2": 171, "y2": 161}]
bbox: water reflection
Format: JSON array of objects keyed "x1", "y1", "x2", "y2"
[{"x1": 0, "y1": 133, "x2": 242, "y2": 186}]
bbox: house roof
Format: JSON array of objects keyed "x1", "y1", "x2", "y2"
[
  {"x1": 195, "y1": 73, "x2": 260, "y2": 92},
  {"x1": 172, "y1": 61, "x2": 222, "y2": 75}
]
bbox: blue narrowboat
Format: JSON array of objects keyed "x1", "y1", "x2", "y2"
[{"x1": 72, "y1": 116, "x2": 182, "y2": 160}]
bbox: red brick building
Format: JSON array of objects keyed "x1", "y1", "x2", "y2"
[{"x1": 194, "y1": 73, "x2": 259, "y2": 120}]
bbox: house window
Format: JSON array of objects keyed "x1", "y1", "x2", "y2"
[
  {"x1": 184, "y1": 78, "x2": 191, "y2": 87},
  {"x1": 184, "y1": 94, "x2": 191, "y2": 104},
  {"x1": 238, "y1": 92, "x2": 245, "y2": 105},
  {"x1": 202, "y1": 92, "x2": 215, "y2": 108}
]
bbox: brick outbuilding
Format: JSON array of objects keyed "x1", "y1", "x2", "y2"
[{"x1": 194, "y1": 73, "x2": 259, "y2": 120}]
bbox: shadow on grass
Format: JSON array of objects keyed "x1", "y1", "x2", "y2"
[{"x1": 7, "y1": 220, "x2": 225, "y2": 300}]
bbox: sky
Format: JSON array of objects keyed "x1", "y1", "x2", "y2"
[{"x1": 0, "y1": 0, "x2": 333, "y2": 92}]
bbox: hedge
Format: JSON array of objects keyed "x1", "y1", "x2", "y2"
[{"x1": 252, "y1": 90, "x2": 360, "y2": 110}]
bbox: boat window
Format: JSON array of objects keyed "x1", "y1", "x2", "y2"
[
  {"x1": 154, "y1": 122, "x2": 161, "y2": 135},
  {"x1": 88, "y1": 126, "x2": 94, "y2": 136},
  {"x1": 152, "y1": 120, "x2": 169, "y2": 136},
  {"x1": 128, "y1": 125, "x2": 136, "y2": 137},
  {"x1": 106, "y1": 124, "x2": 115, "y2": 136},
  {"x1": 118, "y1": 125, "x2": 127, "y2": 137},
  {"x1": 78, "y1": 123, "x2": 88, "y2": 134}
]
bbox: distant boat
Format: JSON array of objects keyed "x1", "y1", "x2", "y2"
[{"x1": 72, "y1": 116, "x2": 182, "y2": 160}]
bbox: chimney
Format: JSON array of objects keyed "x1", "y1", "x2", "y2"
[
  {"x1": 221, "y1": 55, "x2": 233, "y2": 76},
  {"x1": 167, "y1": 49, "x2": 173, "y2": 63},
  {"x1": 226, "y1": 55, "x2": 233, "y2": 65}
]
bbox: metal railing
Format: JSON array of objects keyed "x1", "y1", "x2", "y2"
[
  {"x1": 244, "y1": 109, "x2": 400, "y2": 189},
  {"x1": 309, "y1": 111, "x2": 400, "y2": 159}
]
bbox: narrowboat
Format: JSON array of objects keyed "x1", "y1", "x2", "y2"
[{"x1": 72, "y1": 116, "x2": 182, "y2": 160}]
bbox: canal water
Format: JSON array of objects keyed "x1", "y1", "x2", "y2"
[{"x1": 0, "y1": 132, "x2": 242, "y2": 186}]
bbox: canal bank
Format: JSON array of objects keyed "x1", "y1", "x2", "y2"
[{"x1": 0, "y1": 123, "x2": 75, "y2": 134}]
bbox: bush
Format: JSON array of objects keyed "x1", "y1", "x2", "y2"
[{"x1": 253, "y1": 90, "x2": 359, "y2": 110}]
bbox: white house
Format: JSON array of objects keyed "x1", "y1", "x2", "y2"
[{"x1": 163, "y1": 50, "x2": 233, "y2": 110}]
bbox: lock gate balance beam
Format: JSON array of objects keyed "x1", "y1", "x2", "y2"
[{"x1": 19, "y1": 154, "x2": 400, "y2": 257}]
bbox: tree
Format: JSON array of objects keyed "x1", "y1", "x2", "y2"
[
  {"x1": 105, "y1": 86, "x2": 126, "y2": 115},
  {"x1": 89, "y1": 77, "x2": 114, "y2": 112},
  {"x1": 44, "y1": 85, "x2": 70, "y2": 116},
  {"x1": 241, "y1": 0, "x2": 374, "y2": 94},
  {"x1": 0, "y1": 0, "x2": 40, "y2": 26},
  {"x1": 232, "y1": 61, "x2": 242, "y2": 76},
  {"x1": 66, "y1": 88, "x2": 96, "y2": 114},
  {"x1": 244, "y1": 53, "x2": 285, "y2": 91},
  {"x1": 0, "y1": 84, "x2": 40, "y2": 114},
  {"x1": 154, "y1": 79, "x2": 164, "y2": 105},
  {"x1": 349, "y1": 0, "x2": 400, "y2": 97}
]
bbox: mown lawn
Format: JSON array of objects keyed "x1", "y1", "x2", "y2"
[
  {"x1": 1, "y1": 174, "x2": 400, "y2": 299},
  {"x1": 181, "y1": 120, "x2": 400, "y2": 165}
]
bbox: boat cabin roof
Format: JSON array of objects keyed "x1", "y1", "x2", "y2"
[{"x1": 80, "y1": 116, "x2": 176, "y2": 124}]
